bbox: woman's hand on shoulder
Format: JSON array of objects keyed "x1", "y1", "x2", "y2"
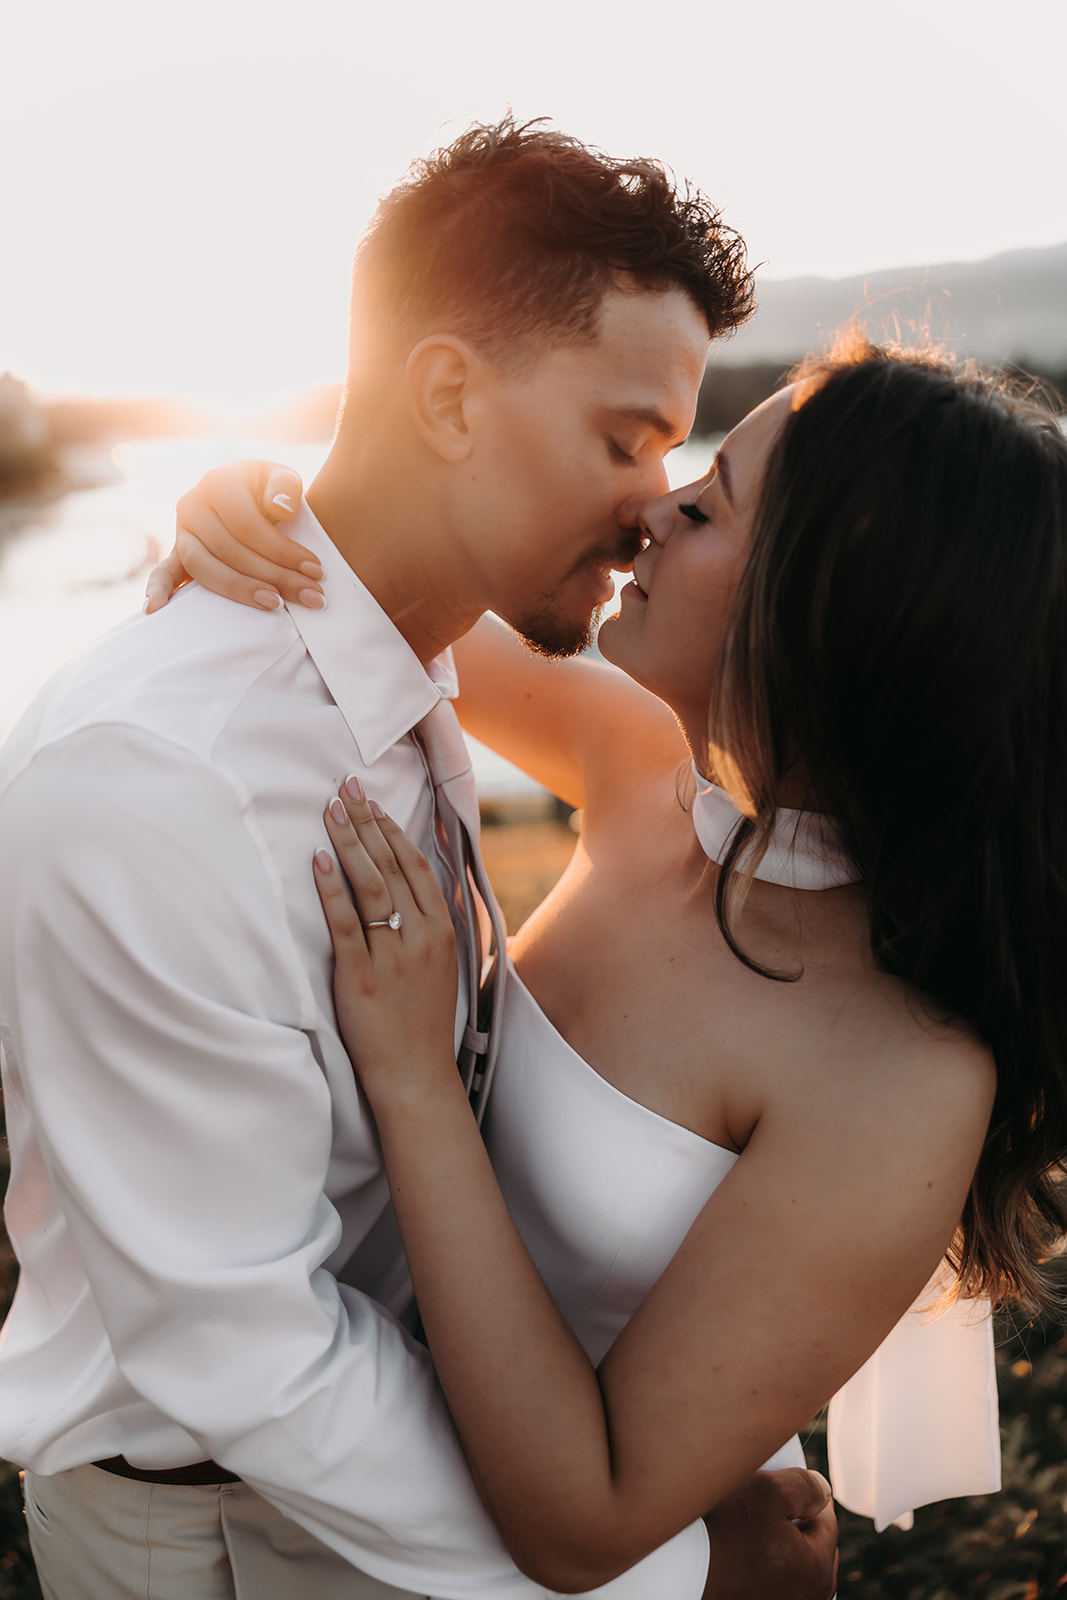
[
  {"x1": 313, "y1": 777, "x2": 460, "y2": 1112},
  {"x1": 144, "y1": 461, "x2": 325, "y2": 614}
]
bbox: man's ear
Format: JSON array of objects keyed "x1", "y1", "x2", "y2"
[{"x1": 405, "y1": 336, "x2": 486, "y2": 463}]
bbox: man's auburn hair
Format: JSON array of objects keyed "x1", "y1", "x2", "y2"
[{"x1": 349, "y1": 116, "x2": 754, "y2": 372}]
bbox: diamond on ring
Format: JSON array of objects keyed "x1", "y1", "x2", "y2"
[{"x1": 364, "y1": 911, "x2": 403, "y2": 931}]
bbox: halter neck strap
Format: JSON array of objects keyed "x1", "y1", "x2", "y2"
[{"x1": 690, "y1": 764, "x2": 859, "y2": 891}]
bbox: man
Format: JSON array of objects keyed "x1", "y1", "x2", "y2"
[{"x1": 0, "y1": 119, "x2": 837, "y2": 1599}]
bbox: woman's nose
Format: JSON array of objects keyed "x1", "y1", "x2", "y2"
[{"x1": 620, "y1": 459, "x2": 674, "y2": 540}]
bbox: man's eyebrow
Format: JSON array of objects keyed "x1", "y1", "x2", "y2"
[{"x1": 609, "y1": 405, "x2": 685, "y2": 443}]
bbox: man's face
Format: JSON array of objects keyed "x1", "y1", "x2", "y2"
[{"x1": 461, "y1": 283, "x2": 710, "y2": 657}]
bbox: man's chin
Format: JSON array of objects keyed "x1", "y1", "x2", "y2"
[{"x1": 512, "y1": 603, "x2": 603, "y2": 661}]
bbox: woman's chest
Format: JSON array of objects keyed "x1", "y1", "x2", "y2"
[
  {"x1": 509, "y1": 828, "x2": 769, "y2": 1152},
  {"x1": 483, "y1": 971, "x2": 739, "y2": 1365}
]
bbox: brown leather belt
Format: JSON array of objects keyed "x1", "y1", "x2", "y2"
[{"x1": 93, "y1": 1455, "x2": 240, "y2": 1486}]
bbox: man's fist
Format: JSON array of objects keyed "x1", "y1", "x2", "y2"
[{"x1": 703, "y1": 1468, "x2": 838, "y2": 1599}]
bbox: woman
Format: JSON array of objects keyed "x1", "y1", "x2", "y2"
[{"x1": 151, "y1": 337, "x2": 1067, "y2": 1592}]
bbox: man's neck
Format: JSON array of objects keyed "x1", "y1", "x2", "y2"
[{"x1": 307, "y1": 442, "x2": 484, "y2": 666}]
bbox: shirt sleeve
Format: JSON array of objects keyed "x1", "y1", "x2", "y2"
[{"x1": 0, "y1": 724, "x2": 539, "y2": 1600}]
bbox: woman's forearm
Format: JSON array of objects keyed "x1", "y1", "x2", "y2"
[
  {"x1": 313, "y1": 798, "x2": 701, "y2": 1587},
  {"x1": 372, "y1": 1074, "x2": 646, "y2": 1590}
]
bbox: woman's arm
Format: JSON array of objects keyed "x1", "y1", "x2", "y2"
[
  {"x1": 453, "y1": 614, "x2": 685, "y2": 810},
  {"x1": 146, "y1": 462, "x2": 687, "y2": 809},
  {"x1": 315, "y1": 786, "x2": 993, "y2": 1592}
]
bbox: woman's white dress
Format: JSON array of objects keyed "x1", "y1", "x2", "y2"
[{"x1": 476, "y1": 964, "x2": 1001, "y2": 1599}]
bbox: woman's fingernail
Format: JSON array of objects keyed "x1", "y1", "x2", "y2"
[
  {"x1": 299, "y1": 588, "x2": 326, "y2": 610},
  {"x1": 299, "y1": 561, "x2": 323, "y2": 580},
  {"x1": 254, "y1": 589, "x2": 283, "y2": 610},
  {"x1": 313, "y1": 848, "x2": 333, "y2": 873},
  {"x1": 272, "y1": 492, "x2": 295, "y2": 513},
  {"x1": 344, "y1": 773, "x2": 364, "y2": 804},
  {"x1": 369, "y1": 800, "x2": 385, "y2": 819},
  {"x1": 329, "y1": 796, "x2": 349, "y2": 826}
]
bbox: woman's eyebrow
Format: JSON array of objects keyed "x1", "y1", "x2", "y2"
[{"x1": 714, "y1": 450, "x2": 736, "y2": 510}]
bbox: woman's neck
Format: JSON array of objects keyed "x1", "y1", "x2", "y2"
[{"x1": 687, "y1": 740, "x2": 818, "y2": 818}]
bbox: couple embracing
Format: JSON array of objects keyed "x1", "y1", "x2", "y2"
[{"x1": 2, "y1": 118, "x2": 1066, "y2": 1600}]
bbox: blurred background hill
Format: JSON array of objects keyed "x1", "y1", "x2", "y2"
[
  {"x1": 723, "y1": 240, "x2": 1067, "y2": 368},
  {"x1": 696, "y1": 239, "x2": 1067, "y2": 432}
]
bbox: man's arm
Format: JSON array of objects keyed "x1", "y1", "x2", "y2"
[
  {"x1": 0, "y1": 723, "x2": 537, "y2": 1600},
  {"x1": 703, "y1": 1471, "x2": 838, "y2": 1600}
]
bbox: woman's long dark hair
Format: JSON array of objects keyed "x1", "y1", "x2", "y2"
[{"x1": 712, "y1": 332, "x2": 1067, "y2": 1313}]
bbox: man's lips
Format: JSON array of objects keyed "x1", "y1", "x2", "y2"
[
  {"x1": 573, "y1": 547, "x2": 639, "y2": 603},
  {"x1": 576, "y1": 535, "x2": 643, "y2": 579}
]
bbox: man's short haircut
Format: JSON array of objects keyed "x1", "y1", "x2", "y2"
[{"x1": 349, "y1": 116, "x2": 754, "y2": 373}]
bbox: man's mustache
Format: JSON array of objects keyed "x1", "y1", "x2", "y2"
[{"x1": 570, "y1": 533, "x2": 644, "y2": 578}]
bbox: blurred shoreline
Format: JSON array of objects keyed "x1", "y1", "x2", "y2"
[{"x1": 4, "y1": 353, "x2": 1064, "y2": 509}]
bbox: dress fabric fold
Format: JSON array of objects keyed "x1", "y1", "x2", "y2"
[{"x1": 827, "y1": 1275, "x2": 1001, "y2": 1531}]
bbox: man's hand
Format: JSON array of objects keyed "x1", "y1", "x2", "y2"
[{"x1": 703, "y1": 1468, "x2": 838, "y2": 1600}]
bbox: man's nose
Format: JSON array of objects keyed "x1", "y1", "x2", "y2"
[
  {"x1": 641, "y1": 455, "x2": 670, "y2": 504},
  {"x1": 619, "y1": 458, "x2": 671, "y2": 530}
]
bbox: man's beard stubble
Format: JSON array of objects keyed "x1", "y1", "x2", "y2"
[
  {"x1": 511, "y1": 533, "x2": 642, "y2": 660},
  {"x1": 512, "y1": 601, "x2": 604, "y2": 661}
]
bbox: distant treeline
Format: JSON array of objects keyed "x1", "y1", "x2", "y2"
[{"x1": 695, "y1": 359, "x2": 1067, "y2": 438}]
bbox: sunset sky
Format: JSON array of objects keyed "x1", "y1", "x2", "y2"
[{"x1": 3, "y1": 0, "x2": 1063, "y2": 399}]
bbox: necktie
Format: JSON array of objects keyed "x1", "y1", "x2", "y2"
[{"x1": 414, "y1": 699, "x2": 507, "y2": 1124}]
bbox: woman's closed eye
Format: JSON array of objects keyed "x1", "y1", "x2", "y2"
[
  {"x1": 678, "y1": 501, "x2": 709, "y2": 524},
  {"x1": 609, "y1": 441, "x2": 638, "y2": 467}
]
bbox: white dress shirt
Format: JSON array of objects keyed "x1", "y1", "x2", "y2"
[{"x1": 0, "y1": 505, "x2": 539, "y2": 1599}]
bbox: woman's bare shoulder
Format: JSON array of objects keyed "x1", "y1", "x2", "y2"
[
  {"x1": 844, "y1": 969, "x2": 994, "y2": 1089},
  {"x1": 777, "y1": 966, "x2": 997, "y2": 1168}
]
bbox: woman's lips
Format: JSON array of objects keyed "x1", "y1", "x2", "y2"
[{"x1": 621, "y1": 578, "x2": 647, "y2": 603}]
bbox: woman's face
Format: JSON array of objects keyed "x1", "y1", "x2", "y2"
[{"x1": 598, "y1": 386, "x2": 794, "y2": 754}]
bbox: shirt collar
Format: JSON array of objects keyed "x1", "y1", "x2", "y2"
[{"x1": 284, "y1": 502, "x2": 457, "y2": 766}]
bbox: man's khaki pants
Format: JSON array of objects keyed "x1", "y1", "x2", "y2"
[{"x1": 23, "y1": 1464, "x2": 427, "y2": 1600}]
